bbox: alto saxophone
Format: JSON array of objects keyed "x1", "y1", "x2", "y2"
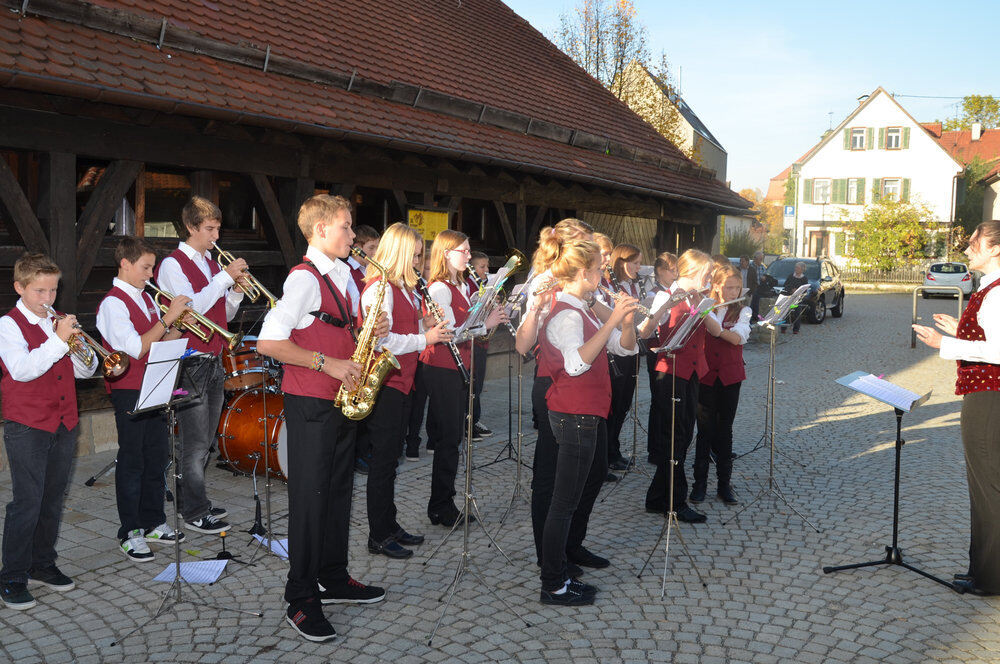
[{"x1": 334, "y1": 248, "x2": 400, "y2": 420}]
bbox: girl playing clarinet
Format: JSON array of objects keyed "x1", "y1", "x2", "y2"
[{"x1": 606, "y1": 243, "x2": 643, "y2": 471}]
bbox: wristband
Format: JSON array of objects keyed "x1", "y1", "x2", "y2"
[
  {"x1": 311, "y1": 352, "x2": 326, "y2": 372},
  {"x1": 160, "y1": 319, "x2": 171, "y2": 332}
]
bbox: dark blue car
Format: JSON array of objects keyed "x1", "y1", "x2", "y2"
[{"x1": 763, "y1": 257, "x2": 845, "y2": 323}]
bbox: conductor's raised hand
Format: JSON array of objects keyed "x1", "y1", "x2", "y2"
[
  {"x1": 912, "y1": 324, "x2": 943, "y2": 349},
  {"x1": 932, "y1": 313, "x2": 959, "y2": 337}
]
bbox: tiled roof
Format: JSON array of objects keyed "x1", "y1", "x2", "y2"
[
  {"x1": 0, "y1": 0, "x2": 751, "y2": 211},
  {"x1": 934, "y1": 128, "x2": 1000, "y2": 169}
]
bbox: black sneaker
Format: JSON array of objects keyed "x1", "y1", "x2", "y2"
[
  {"x1": 27, "y1": 566, "x2": 75, "y2": 592},
  {"x1": 689, "y1": 483, "x2": 707, "y2": 503},
  {"x1": 405, "y1": 447, "x2": 420, "y2": 461},
  {"x1": 318, "y1": 577, "x2": 386, "y2": 605},
  {"x1": 0, "y1": 581, "x2": 36, "y2": 610},
  {"x1": 185, "y1": 514, "x2": 229, "y2": 534},
  {"x1": 567, "y1": 546, "x2": 610, "y2": 569},
  {"x1": 209, "y1": 506, "x2": 229, "y2": 520},
  {"x1": 567, "y1": 579, "x2": 598, "y2": 597},
  {"x1": 473, "y1": 422, "x2": 493, "y2": 437},
  {"x1": 540, "y1": 583, "x2": 594, "y2": 606},
  {"x1": 286, "y1": 598, "x2": 337, "y2": 643},
  {"x1": 676, "y1": 504, "x2": 707, "y2": 523}
]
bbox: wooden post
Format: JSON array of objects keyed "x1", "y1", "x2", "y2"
[
  {"x1": 278, "y1": 177, "x2": 315, "y2": 256},
  {"x1": 0, "y1": 156, "x2": 48, "y2": 253},
  {"x1": 492, "y1": 201, "x2": 516, "y2": 248},
  {"x1": 39, "y1": 153, "x2": 77, "y2": 311},
  {"x1": 75, "y1": 160, "x2": 142, "y2": 295},
  {"x1": 190, "y1": 170, "x2": 217, "y2": 201},
  {"x1": 249, "y1": 173, "x2": 298, "y2": 270}
]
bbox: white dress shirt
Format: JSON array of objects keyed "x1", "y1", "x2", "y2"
[
  {"x1": 649, "y1": 284, "x2": 682, "y2": 327},
  {"x1": 516, "y1": 269, "x2": 554, "y2": 332},
  {"x1": 96, "y1": 278, "x2": 159, "y2": 360},
  {"x1": 940, "y1": 270, "x2": 1000, "y2": 365},
  {"x1": 157, "y1": 241, "x2": 243, "y2": 320},
  {"x1": 259, "y1": 246, "x2": 358, "y2": 342},
  {"x1": 0, "y1": 299, "x2": 97, "y2": 381},
  {"x1": 545, "y1": 292, "x2": 636, "y2": 377},
  {"x1": 344, "y1": 256, "x2": 364, "y2": 307},
  {"x1": 361, "y1": 280, "x2": 426, "y2": 356},
  {"x1": 709, "y1": 305, "x2": 753, "y2": 345}
]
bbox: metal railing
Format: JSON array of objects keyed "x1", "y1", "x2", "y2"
[{"x1": 911, "y1": 286, "x2": 964, "y2": 348}]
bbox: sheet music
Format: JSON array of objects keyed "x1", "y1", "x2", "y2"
[
  {"x1": 252, "y1": 534, "x2": 289, "y2": 559},
  {"x1": 135, "y1": 338, "x2": 188, "y2": 411},
  {"x1": 841, "y1": 373, "x2": 924, "y2": 412},
  {"x1": 758, "y1": 283, "x2": 811, "y2": 327},
  {"x1": 153, "y1": 559, "x2": 228, "y2": 583}
]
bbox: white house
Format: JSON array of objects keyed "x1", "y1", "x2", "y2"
[{"x1": 787, "y1": 87, "x2": 963, "y2": 261}]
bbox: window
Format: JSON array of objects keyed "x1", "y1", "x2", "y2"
[
  {"x1": 883, "y1": 178, "x2": 901, "y2": 201},
  {"x1": 850, "y1": 128, "x2": 866, "y2": 150},
  {"x1": 847, "y1": 178, "x2": 859, "y2": 205},
  {"x1": 886, "y1": 127, "x2": 902, "y2": 150},
  {"x1": 813, "y1": 179, "x2": 831, "y2": 204}
]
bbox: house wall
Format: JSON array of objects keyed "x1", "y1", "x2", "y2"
[
  {"x1": 692, "y1": 133, "x2": 727, "y2": 181},
  {"x1": 985, "y1": 179, "x2": 1000, "y2": 221}
]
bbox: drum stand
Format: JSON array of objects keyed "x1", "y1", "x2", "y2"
[
  {"x1": 246, "y1": 373, "x2": 286, "y2": 563},
  {"x1": 424, "y1": 347, "x2": 530, "y2": 645},
  {"x1": 638, "y1": 353, "x2": 708, "y2": 597}
]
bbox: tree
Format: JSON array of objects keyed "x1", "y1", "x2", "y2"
[
  {"x1": 616, "y1": 55, "x2": 690, "y2": 157},
  {"x1": 956, "y1": 156, "x2": 992, "y2": 233},
  {"x1": 737, "y1": 188, "x2": 784, "y2": 254},
  {"x1": 941, "y1": 95, "x2": 1000, "y2": 131},
  {"x1": 849, "y1": 200, "x2": 933, "y2": 270},
  {"x1": 558, "y1": 0, "x2": 648, "y2": 93}
]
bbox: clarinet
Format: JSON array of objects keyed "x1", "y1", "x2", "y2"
[{"x1": 414, "y1": 270, "x2": 471, "y2": 386}]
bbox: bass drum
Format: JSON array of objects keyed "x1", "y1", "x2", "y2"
[{"x1": 217, "y1": 389, "x2": 289, "y2": 482}]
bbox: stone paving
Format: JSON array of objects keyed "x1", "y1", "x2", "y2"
[{"x1": 1, "y1": 292, "x2": 999, "y2": 663}]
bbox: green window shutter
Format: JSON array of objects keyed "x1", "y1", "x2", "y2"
[
  {"x1": 903, "y1": 127, "x2": 911, "y2": 149},
  {"x1": 843, "y1": 128, "x2": 850, "y2": 149},
  {"x1": 902, "y1": 178, "x2": 911, "y2": 202},
  {"x1": 803, "y1": 179, "x2": 813, "y2": 204},
  {"x1": 857, "y1": 178, "x2": 865, "y2": 204},
  {"x1": 872, "y1": 178, "x2": 882, "y2": 202},
  {"x1": 832, "y1": 179, "x2": 847, "y2": 204},
  {"x1": 834, "y1": 232, "x2": 846, "y2": 255},
  {"x1": 878, "y1": 128, "x2": 885, "y2": 149},
  {"x1": 866, "y1": 127, "x2": 874, "y2": 150}
]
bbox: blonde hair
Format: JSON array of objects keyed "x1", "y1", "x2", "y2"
[
  {"x1": 13, "y1": 252, "x2": 60, "y2": 287},
  {"x1": 676, "y1": 248, "x2": 712, "y2": 280},
  {"x1": 592, "y1": 233, "x2": 614, "y2": 255},
  {"x1": 610, "y1": 243, "x2": 641, "y2": 282},
  {"x1": 428, "y1": 229, "x2": 468, "y2": 283},
  {"x1": 368, "y1": 222, "x2": 422, "y2": 290},
  {"x1": 297, "y1": 194, "x2": 352, "y2": 240},
  {"x1": 710, "y1": 263, "x2": 743, "y2": 324},
  {"x1": 551, "y1": 240, "x2": 600, "y2": 284},
  {"x1": 531, "y1": 218, "x2": 593, "y2": 273}
]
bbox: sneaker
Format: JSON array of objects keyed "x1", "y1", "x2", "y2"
[
  {"x1": 120, "y1": 530, "x2": 155, "y2": 562},
  {"x1": 209, "y1": 506, "x2": 229, "y2": 520},
  {"x1": 540, "y1": 582, "x2": 594, "y2": 606},
  {"x1": 145, "y1": 523, "x2": 186, "y2": 544},
  {"x1": 473, "y1": 422, "x2": 493, "y2": 437},
  {"x1": 567, "y1": 579, "x2": 598, "y2": 597},
  {"x1": 185, "y1": 514, "x2": 229, "y2": 534},
  {"x1": 0, "y1": 581, "x2": 36, "y2": 610},
  {"x1": 286, "y1": 598, "x2": 337, "y2": 643},
  {"x1": 318, "y1": 577, "x2": 386, "y2": 605},
  {"x1": 27, "y1": 565, "x2": 75, "y2": 592},
  {"x1": 405, "y1": 447, "x2": 419, "y2": 461}
]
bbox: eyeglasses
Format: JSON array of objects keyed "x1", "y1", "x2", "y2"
[{"x1": 448, "y1": 248, "x2": 471, "y2": 256}]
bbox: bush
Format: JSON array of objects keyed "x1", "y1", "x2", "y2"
[{"x1": 720, "y1": 229, "x2": 760, "y2": 257}]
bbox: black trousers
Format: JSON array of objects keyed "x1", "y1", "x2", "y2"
[
  {"x1": 366, "y1": 386, "x2": 409, "y2": 542},
  {"x1": 530, "y1": 375, "x2": 607, "y2": 564},
  {"x1": 607, "y1": 354, "x2": 638, "y2": 463},
  {"x1": 645, "y1": 350, "x2": 660, "y2": 461},
  {"x1": 693, "y1": 379, "x2": 742, "y2": 488},
  {"x1": 961, "y1": 391, "x2": 1000, "y2": 593},
  {"x1": 422, "y1": 364, "x2": 467, "y2": 515},
  {"x1": 283, "y1": 394, "x2": 356, "y2": 604},
  {"x1": 540, "y1": 412, "x2": 606, "y2": 591},
  {"x1": 110, "y1": 389, "x2": 168, "y2": 540},
  {"x1": 472, "y1": 343, "x2": 488, "y2": 424},
  {"x1": 405, "y1": 362, "x2": 430, "y2": 453},
  {"x1": 646, "y1": 372, "x2": 699, "y2": 511}
]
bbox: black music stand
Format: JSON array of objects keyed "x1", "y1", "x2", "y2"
[
  {"x1": 822, "y1": 373, "x2": 958, "y2": 592},
  {"x1": 110, "y1": 344, "x2": 261, "y2": 646}
]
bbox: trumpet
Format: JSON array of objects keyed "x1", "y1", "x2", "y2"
[
  {"x1": 144, "y1": 280, "x2": 244, "y2": 351},
  {"x1": 43, "y1": 304, "x2": 129, "y2": 379},
  {"x1": 212, "y1": 242, "x2": 278, "y2": 308},
  {"x1": 599, "y1": 286, "x2": 651, "y2": 317}
]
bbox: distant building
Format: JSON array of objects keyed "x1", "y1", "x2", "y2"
[{"x1": 925, "y1": 122, "x2": 1000, "y2": 225}]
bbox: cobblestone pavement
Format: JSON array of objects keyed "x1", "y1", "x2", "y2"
[{"x1": 2, "y1": 292, "x2": 998, "y2": 663}]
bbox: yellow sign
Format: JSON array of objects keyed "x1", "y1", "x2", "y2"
[{"x1": 407, "y1": 208, "x2": 449, "y2": 241}]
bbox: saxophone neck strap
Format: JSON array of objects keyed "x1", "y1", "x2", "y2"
[{"x1": 304, "y1": 258, "x2": 357, "y2": 343}]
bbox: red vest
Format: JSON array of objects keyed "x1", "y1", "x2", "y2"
[
  {"x1": 101, "y1": 287, "x2": 159, "y2": 392},
  {"x1": 155, "y1": 248, "x2": 227, "y2": 355},
  {"x1": 955, "y1": 278, "x2": 1000, "y2": 395},
  {"x1": 654, "y1": 300, "x2": 708, "y2": 381},
  {"x1": 539, "y1": 299, "x2": 611, "y2": 417},
  {"x1": 281, "y1": 261, "x2": 357, "y2": 400},
  {"x1": 419, "y1": 281, "x2": 472, "y2": 370},
  {"x1": 701, "y1": 309, "x2": 748, "y2": 386},
  {"x1": 533, "y1": 287, "x2": 561, "y2": 379},
  {"x1": 0, "y1": 307, "x2": 78, "y2": 432},
  {"x1": 363, "y1": 278, "x2": 420, "y2": 394},
  {"x1": 348, "y1": 261, "x2": 366, "y2": 296}
]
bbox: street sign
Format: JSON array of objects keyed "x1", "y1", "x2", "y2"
[{"x1": 784, "y1": 205, "x2": 795, "y2": 217}]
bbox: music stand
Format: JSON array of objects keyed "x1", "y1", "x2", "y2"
[
  {"x1": 822, "y1": 373, "x2": 958, "y2": 592},
  {"x1": 723, "y1": 285, "x2": 820, "y2": 532},
  {"x1": 110, "y1": 341, "x2": 261, "y2": 646},
  {"x1": 638, "y1": 299, "x2": 713, "y2": 597}
]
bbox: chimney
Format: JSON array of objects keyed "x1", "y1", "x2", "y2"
[
  {"x1": 857, "y1": 94, "x2": 869, "y2": 105},
  {"x1": 972, "y1": 122, "x2": 982, "y2": 141}
]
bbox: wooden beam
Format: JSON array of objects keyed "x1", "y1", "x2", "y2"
[
  {"x1": 39, "y1": 153, "x2": 77, "y2": 311},
  {"x1": 528, "y1": 205, "x2": 548, "y2": 244},
  {"x1": 329, "y1": 182, "x2": 356, "y2": 199},
  {"x1": 75, "y1": 160, "x2": 142, "y2": 293},
  {"x1": 190, "y1": 170, "x2": 218, "y2": 201},
  {"x1": 515, "y1": 199, "x2": 527, "y2": 251},
  {"x1": 391, "y1": 190, "x2": 409, "y2": 219},
  {"x1": 249, "y1": 173, "x2": 298, "y2": 269},
  {"x1": 278, "y1": 177, "x2": 315, "y2": 257},
  {"x1": 492, "y1": 201, "x2": 516, "y2": 248},
  {"x1": 0, "y1": 157, "x2": 48, "y2": 253}
]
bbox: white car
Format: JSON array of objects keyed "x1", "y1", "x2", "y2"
[{"x1": 922, "y1": 262, "x2": 974, "y2": 298}]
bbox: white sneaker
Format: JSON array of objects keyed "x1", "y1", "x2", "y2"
[
  {"x1": 120, "y1": 529, "x2": 154, "y2": 562},
  {"x1": 145, "y1": 523, "x2": 186, "y2": 544}
]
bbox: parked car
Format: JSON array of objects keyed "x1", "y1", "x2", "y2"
[
  {"x1": 922, "y1": 262, "x2": 974, "y2": 298},
  {"x1": 763, "y1": 257, "x2": 845, "y2": 323}
]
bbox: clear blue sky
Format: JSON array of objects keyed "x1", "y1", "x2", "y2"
[{"x1": 502, "y1": 0, "x2": 1000, "y2": 194}]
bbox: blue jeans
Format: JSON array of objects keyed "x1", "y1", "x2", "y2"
[
  {"x1": 174, "y1": 355, "x2": 226, "y2": 522},
  {"x1": 540, "y1": 411, "x2": 606, "y2": 591},
  {"x1": 1, "y1": 421, "x2": 77, "y2": 583}
]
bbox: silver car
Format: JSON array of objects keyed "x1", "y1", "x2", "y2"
[{"x1": 922, "y1": 262, "x2": 974, "y2": 298}]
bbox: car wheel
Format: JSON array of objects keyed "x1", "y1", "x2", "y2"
[
  {"x1": 922, "y1": 291, "x2": 929, "y2": 300},
  {"x1": 831, "y1": 291, "x2": 844, "y2": 318},
  {"x1": 808, "y1": 296, "x2": 827, "y2": 324}
]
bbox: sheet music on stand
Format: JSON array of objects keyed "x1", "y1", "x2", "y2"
[
  {"x1": 757, "y1": 283, "x2": 811, "y2": 327},
  {"x1": 649, "y1": 298, "x2": 714, "y2": 354},
  {"x1": 133, "y1": 338, "x2": 189, "y2": 414},
  {"x1": 836, "y1": 371, "x2": 932, "y2": 412}
]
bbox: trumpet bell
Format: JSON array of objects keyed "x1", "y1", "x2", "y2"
[{"x1": 102, "y1": 351, "x2": 130, "y2": 378}]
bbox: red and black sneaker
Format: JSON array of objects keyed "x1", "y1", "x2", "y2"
[
  {"x1": 318, "y1": 577, "x2": 386, "y2": 605},
  {"x1": 286, "y1": 597, "x2": 337, "y2": 643}
]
